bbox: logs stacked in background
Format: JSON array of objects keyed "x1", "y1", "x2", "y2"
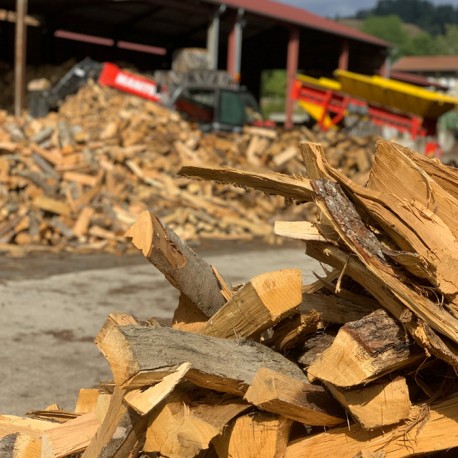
[
  {"x1": 1, "y1": 140, "x2": 458, "y2": 456},
  {"x1": 0, "y1": 81, "x2": 375, "y2": 254}
]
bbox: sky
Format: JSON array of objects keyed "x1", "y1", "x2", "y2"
[{"x1": 279, "y1": 0, "x2": 458, "y2": 18}]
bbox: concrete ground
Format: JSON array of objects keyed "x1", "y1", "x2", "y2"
[{"x1": 0, "y1": 242, "x2": 322, "y2": 416}]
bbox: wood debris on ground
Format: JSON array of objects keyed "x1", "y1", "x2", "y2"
[
  {"x1": 2, "y1": 139, "x2": 458, "y2": 457},
  {"x1": 0, "y1": 80, "x2": 375, "y2": 255}
]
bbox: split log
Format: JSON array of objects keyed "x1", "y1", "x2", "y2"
[
  {"x1": 264, "y1": 310, "x2": 321, "y2": 352},
  {"x1": 0, "y1": 415, "x2": 54, "y2": 438},
  {"x1": 75, "y1": 388, "x2": 101, "y2": 415},
  {"x1": 244, "y1": 367, "x2": 344, "y2": 426},
  {"x1": 143, "y1": 389, "x2": 250, "y2": 456},
  {"x1": 82, "y1": 387, "x2": 148, "y2": 458},
  {"x1": 274, "y1": 220, "x2": 326, "y2": 242},
  {"x1": 0, "y1": 433, "x2": 41, "y2": 458},
  {"x1": 305, "y1": 241, "x2": 458, "y2": 369},
  {"x1": 41, "y1": 412, "x2": 100, "y2": 458},
  {"x1": 311, "y1": 177, "x2": 458, "y2": 345},
  {"x1": 286, "y1": 395, "x2": 458, "y2": 458},
  {"x1": 32, "y1": 196, "x2": 71, "y2": 217},
  {"x1": 299, "y1": 292, "x2": 375, "y2": 324},
  {"x1": 326, "y1": 377, "x2": 411, "y2": 429},
  {"x1": 213, "y1": 412, "x2": 291, "y2": 458},
  {"x1": 200, "y1": 269, "x2": 302, "y2": 339},
  {"x1": 368, "y1": 140, "x2": 458, "y2": 237},
  {"x1": 124, "y1": 362, "x2": 190, "y2": 415},
  {"x1": 95, "y1": 321, "x2": 307, "y2": 393},
  {"x1": 125, "y1": 211, "x2": 227, "y2": 317},
  {"x1": 308, "y1": 309, "x2": 421, "y2": 387},
  {"x1": 179, "y1": 165, "x2": 314, "y2": 202}
]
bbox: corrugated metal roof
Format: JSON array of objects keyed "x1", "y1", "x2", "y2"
[
  {"x1": 394, "y1": 56, "x2": 458, "y2": 73},
  {"x1": 206, "y1": 0, "x2": 391, "y2": 47}
]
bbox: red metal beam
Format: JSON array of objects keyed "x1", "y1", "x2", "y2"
[
  {"x1": 285, "y1": 26, "x2": 299, "y2": 129},
  {"x1": 117, "y1": 41, "x2": 166, "y2": 56},
  {"x1": 54, "y1": 30, "x2": 114, "y2": 46}
]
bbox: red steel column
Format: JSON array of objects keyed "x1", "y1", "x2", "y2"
[
  {"x1": 338, "y1": 39, "x2": 349, "y2": 70},
  {"x1": 285, "y1": 26, "x2": 299, "y2": 129},
  {"x1": 226, "y1": 9, "x2": 243, "y2": 82}
]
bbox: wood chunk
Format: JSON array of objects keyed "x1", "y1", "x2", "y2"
[
  {"x1": 73, "y1": 207, "x2": 95, "y2": 238},
  {"x1": 179, "y1": 165, "x2": 314, "y2": 202},
  {"x1": 33, "y1": 196, "x2": 71, "y2": 217},
  {"x1": 264, "y1": 310, "x2": 321, "y2": 352},
  {"x1": 201, "y1": 269, "x2": 302, "y2": 339},
  {"x1": 75, "y1": 389, "x2": 102, "y2": 415},
  {"x1": 326, "y1": 377, "x2": 411, "y2": 429},
  {"x1": 124, "y1": 362, "x2": 191, "y2": 415},
  {"x1": 306, "y1": 240, "x2": 458, "y2": 369},
  {"x1": 274, "y1": 220, "x2": 326, "y2": 241},
  {"x1": 368, "y1": 140, "x2": 458, "y2": 237},
  {"x1": 0, "y1": 415, "x2": 55, "y2": 438},
  {"x1": 82, "y1": 387, "x2": 148, "y2": 458},
  {"x1": 0, "y1": 433, "x2": 41, "y2": 457},
  {"x1": 41, "y1": 412, "x2": 99, "y2": 458},
  {"x1": 243, "y1": 126, "x2": 277, "y2": 139},
  {"x1": 244, "y1": 367, "x2": 344, "y2": 426},
  {"x1": 172, "y1": 293, "x2": 209, "y2": 326},
  {"x1": 213, "y1": 412, "x2": 291, "y2": 458},
  {"x1": 286, "y1": 395, "x2": 458, "y2": 458},
  {"x1": 63, "y1": 172, "x2": 99, "y2": 188},
  {"x1": 312, "y1": 177, "x2": 458, "y2": 345},
  {"x1": 273, "y1": 145, "x2": 298, "y2": 167},
  {"x1": 299, "y1": 292, "x2": 375, "y2": 324},
  {"x1": 144, "y1": 390, "x2": 250, "y2": 456},
  {"x1": 298, "y1": 332, "x2": 336, "y2": 368},
  {"x1": 308, "y1": 309, "x2": 421, "y2": 387},
  {"x1": 125, "y1": 211, "x2": 227, "y2": 318},
  {"x1": 95, "y1": 321, "x2": 306, "y2": 393}
]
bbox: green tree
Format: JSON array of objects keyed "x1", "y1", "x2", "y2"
[
  {"x1": 356, "y1": 0, "x2": 458, "y2": 36},
  {"x1": 435, "y1": 24, "x2": 458, "y2": 55},
  {"x1": 402, "y1": 32, "x2": 437, "y2": 56},
  {"x1": 261, "y1": 70, "x2": 286, "y2": 97},
  {"x1": 361, "y1": 15, "x2": 408, "y2": 60}
]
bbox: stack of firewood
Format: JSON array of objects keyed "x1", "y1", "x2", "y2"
[
  {"x1": 0, "y1": 81, "x2": 375, "y2": 254},
  {"x1": 1, "y1": 139, "x2": 457, "y2": 457}
]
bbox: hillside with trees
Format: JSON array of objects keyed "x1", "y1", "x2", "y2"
[{"x1": 354, "y1": 0, "x2": 458, "y2": 58}]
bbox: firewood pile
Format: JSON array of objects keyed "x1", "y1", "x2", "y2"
[
  {"x1": 0, "y1": 80, "x2": 375, "y2": 254},
  {"x1": 0, "y1": 60, "x2": 77, "y2": 109},
  {"x1": 1, "y1": 139, "x2": 458, "y2": 457}
]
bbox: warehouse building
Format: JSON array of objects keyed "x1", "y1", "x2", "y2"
[{"x1": 0, "y1": 0, "x2": 391, "y2": 125}]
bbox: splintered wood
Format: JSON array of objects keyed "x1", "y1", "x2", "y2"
[
  {"x1": 0, "y1": 80, "x2": 375, "y2": 255},
  {"x1": 2, "y1": 136, "x2": 458, "y2": 456}
]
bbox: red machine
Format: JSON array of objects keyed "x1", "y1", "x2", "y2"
[{"x1": 292, "y1": 70, "x2": 458, "y2": 157}]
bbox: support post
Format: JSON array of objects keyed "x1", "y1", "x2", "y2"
[
  {"x1": 14, "y1": 0, "x2": 27, "y2": 117},
  {"x1": 227, "y1": 9, "x2": 243, "y2": 83},
  {"x1": 285, "y1": 26, "x2": 299, "y2": 130},
  {"x1": 207, "y1": 6, "x2": 225, "y2": 70},
  {"x1": 338, "y1": 39, "x2": 349, "y2": 71},
  {"x1": 379, "y1": 54, "x2": 390, "y2": 78}
]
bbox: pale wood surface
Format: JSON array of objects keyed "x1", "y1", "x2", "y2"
[
  {"x1": 286, "y1": 395, "x2": 458, "y2": 458},
  {"x1": 326, "y1": 377, "x2": 411, "y2": 429},
  {"x1": 201, "y1": 269, "x2": 302, "y2": 339},
  {"x1": 308, "y1": 309, "x2": 421, "y2": 387},
  {"x1": 244, "y1": 367, "x2": 344, "y2": 426}
]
